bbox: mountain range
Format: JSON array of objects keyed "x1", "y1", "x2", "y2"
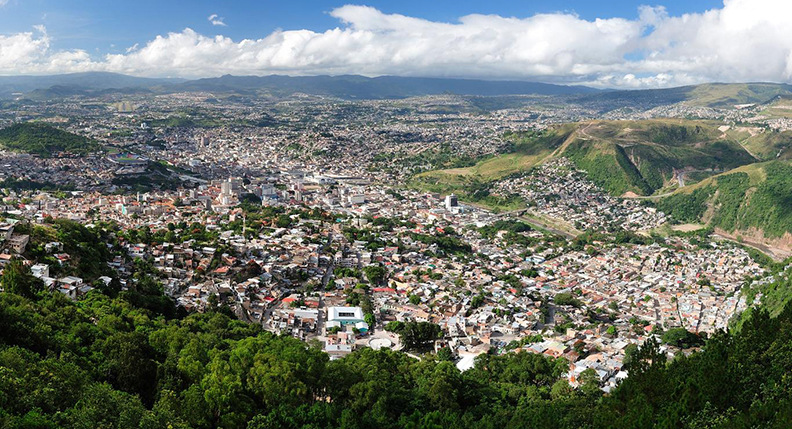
[
  {"x1": 4, "y1": 72, "x2": 792, "y2": 109},
  {"x1": 0, "y1": 72, "x2": 601, "y2": 100}
]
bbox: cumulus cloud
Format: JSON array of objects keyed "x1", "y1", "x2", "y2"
[
  {"x1": 0, "y1": 26, "x2": 51, "y2": 72},
  {"x1": 3, "y1": 0, "x2": 792, "y2": 88},
  {"x1": 208, "y1": 14, "x2": 227, "y2": 27}
]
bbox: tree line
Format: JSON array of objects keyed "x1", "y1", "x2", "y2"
[{"x1": 1, "y1": 259, "x2": 792, "y2": 428}]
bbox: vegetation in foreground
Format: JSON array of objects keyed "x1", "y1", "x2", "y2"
[{"x1": 1, "y1": 260, "x2": 792, "y2": 428}]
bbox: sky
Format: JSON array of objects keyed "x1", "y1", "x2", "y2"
[{"x1": 0, "y1": 0, "x2": 790, "y2": 88}]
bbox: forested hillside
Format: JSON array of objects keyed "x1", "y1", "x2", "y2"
[
  {"x1": 1, "y1": 262, "x2": 791, "y2": 428},
  {"x1": 658, "y1": 161, "x2": 792, "y2": 239},
  {"x1": 0, "y1": 122, "x2": 101, "y2": 157}
]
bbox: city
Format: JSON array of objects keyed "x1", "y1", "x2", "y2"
[{"x1": 1, "y1": 1, "x2": 791, "y2": 428}]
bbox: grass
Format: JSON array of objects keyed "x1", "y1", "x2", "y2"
[
  {"x1": 417, "y1": 125, "x2": 574, "y2": 182},
  {"x1": 671, "y1": 162, "x2": 769, "y2": 195},
  {"x1": 685, "y1": 83, "x2": 792, "y2": 107}
]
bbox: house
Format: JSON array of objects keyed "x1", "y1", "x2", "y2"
[
  {"x1": 0, "y1": 253, "x2": 13, "y2": 267},
  {"x1": 0, "y1": 223, "x2": 13, "y2": 241},
  {"x1": 45, "y1": 242, "x2": 63, "y2": 253},
  {"x1": 31, "y1": 263, "x2": 50, "y2": 278},
  {"x1": 58, "y1": 276, "x2": 83, "y2": 288},
  {"x1": 7, "y1": 234, "x2": 29, "y2": 254}
]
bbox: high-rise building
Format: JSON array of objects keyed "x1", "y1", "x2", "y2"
[
  {"x1": 221, "y1": 177, "x2": 240, "y2": 197},
  {"x1": 445, "y1": 194, "x2": 459, "y2": 211},
  {"x1": 221, "y1": 181, "x2": 232, "y2": 196}
]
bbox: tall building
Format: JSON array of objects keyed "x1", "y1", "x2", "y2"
[
  {"x1": 221, "y1": 177, "x2": 241, "y2": 197},
  {"x1": 221, "y1": 181, "x2": 232, "y2": 197},
  {"x1": 445, "y1": 194, "x2": 459, "y2": 211}
]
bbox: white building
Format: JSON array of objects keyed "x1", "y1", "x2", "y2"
[{"x1": 326, "y1": 306, "x2": 369, "y2": 333}]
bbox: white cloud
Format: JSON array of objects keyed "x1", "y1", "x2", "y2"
[
  {"x1": 208, "y1": 13, "x2": 227, "y2": 27},
  {"x1": 3, "y1": 0, "x2": 792, "y2": 88},
  {"x1": 0, "y1": 26, "x2": 51, "y2": 72},
  {"x1": 0, "y1": 0, "x2": 9, "y2": 7}
]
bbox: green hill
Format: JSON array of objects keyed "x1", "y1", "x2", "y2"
[
  {"x1": 575, "y1": 82, "x2": 792, "y2": 112},
  {"x1": 413, "y1": 120, "x2": 757, "y2": 202},
  {"x1": 0, "y1": 122, "x2": 101, "y2": 157},
  {"x1": 684, "y1": 82, "x2": 792, "y2": 107},
  {"x1": 409, "y1": 125, "x2": 575, "y2": 210},
  {"x1": 658, "y1": 160, "x2": 792, "y2": 240},
  {"x1": 724, "y1": 127, "x2": 792, "y2": 160},
  {"x1": 562, "y1": 120, "x2": 757, "y2": 195}
]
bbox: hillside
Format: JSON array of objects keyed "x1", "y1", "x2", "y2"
[
  {"x1": 410, "y1": 126, "x2": 576, "y2": 211},
  {"x1": 2, "y1": 266, "x2": 792, "y2": 428},
  {"x1": 172, "y1": 75, "x2": 600, "y2": 99},
  {"x1": 575, "y1": 82, "x2": 792, "y2": 111},
  {"x1": 684, "y1": 82, "x2": 792, "y2": 107},
  {"x1": 657, "y1": 160, "x2": 792, "y2": 247},
  {"x1": 0, "y1": 72, "x2": 181, "y2": 98},
  {"x1": 0, "y1": 122, "x2": 101, "y2": 157},
  {"x1": 724, "y1": 126, "x2": 792, "y2": 160},
  {"x1": 413, "y1": 120, "x2": 758, "y2": 201},
  {"x1": 561, "y1": 120, "x2": 757, "y2": 195}
]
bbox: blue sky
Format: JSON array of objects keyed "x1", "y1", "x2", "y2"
[
  {"x1": 0, "y1": 0, "x2": 725, "y2": 54},
  {"x1": 0, "y1": 0, "x2": 789, "y2": 88}
]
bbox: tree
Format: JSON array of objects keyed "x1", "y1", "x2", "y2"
[
  {"x1": 550, "y1": 379, "x2": 574, "y2": 400},
  {"x1": 554, "y1": 292, "x2": 582, "y2": 308},
  {"x1": 400, "y1": 322, "x2": 442, "y2": 352},
  {"x1": 436, "y1": 347, "x2": 454, "y2": 362},
  {"x1": 384, "y1": 321, "x2": 405, "y2": 333},
  {"x1": 661, "y1": 327, "x2": 703, "y2": 348},
  {"x1": 1, "y1": 259, "x2": 44, "y2": 299},
  {"x1": 363, "y1": 265, "x2": 387, "y2": 285},
  {"x1": 579, "y1": 368, "x2": 602, "y2": 397}
]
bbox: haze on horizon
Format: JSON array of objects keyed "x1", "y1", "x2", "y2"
[{"x1": 0, "y1": 0, "x2": 791, "y2": 89}]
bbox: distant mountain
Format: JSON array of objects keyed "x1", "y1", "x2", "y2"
[
  {"x1": 3, "y1": 72, "x2": 792, "y2": 106},
  {"x1": 0, "y1": 72, "x2": 182, "y2": 98},
  {"x1": 576, "y1": 82, "x2": 792, "y2": 110},
  {"x1": 21, "y1": 84, "x2": 154, "y2": 101},
  {"x1": 0, "y1": 73, "x2": 600, "y2": 100},
  {"x1": 171, "y1": 74, "x2": 601, "y2": 99}
]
